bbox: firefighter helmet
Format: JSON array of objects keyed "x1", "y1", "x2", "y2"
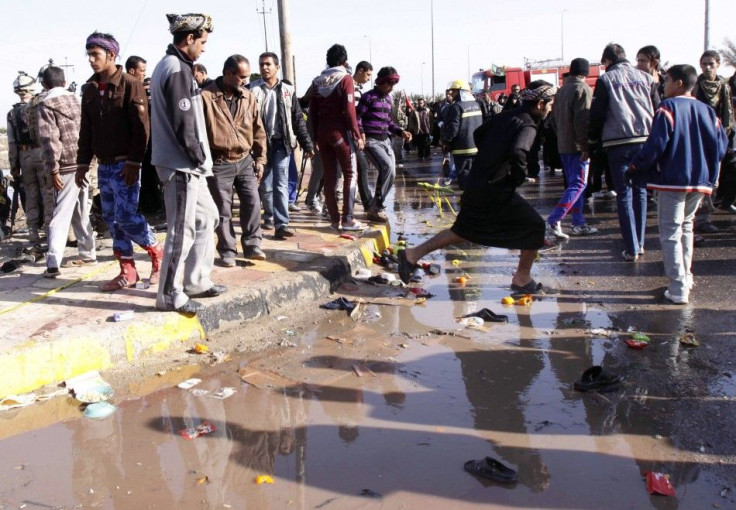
[
  {"x1": 447, "y1": 79, "x2": 470, "y2": 91},
  {"x1": 13, "y1": 71, "x2": 35, "y2": 93}
]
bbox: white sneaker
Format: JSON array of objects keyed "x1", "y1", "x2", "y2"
[
  {"x1": 569, "y1": 224, "x2": 598, "y2": 236},
  {"x1": 545, "y1": 222, "x2": 568, "y2": 244},
  {"x1": 604, "y1": 190, "x2": 617, "y2": 198},
  {"x1": 664, "y1": 290, "x2": 688, "y2": 305},
  {"x1": 548, "y1": 222, "x2": 569, "y2": 240}
]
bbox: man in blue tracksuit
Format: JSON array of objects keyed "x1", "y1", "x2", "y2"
[{"x1": 628, "y1": 65, "x2": 728, "y2": 304}]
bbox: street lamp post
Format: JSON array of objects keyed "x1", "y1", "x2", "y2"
[
  {"x1": 560, "y1": 9, "x2": 567, "y2": 63},
  {"x1": 364, "y1": 35, "x2": 373, "y2": 87},
  {"x1": 421, "y1": 62, "x2": 426, "y2": 96}
]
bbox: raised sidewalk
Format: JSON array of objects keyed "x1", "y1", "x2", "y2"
[{"x1": 0, "y1": 214, "x2": 390, "y2": 399}]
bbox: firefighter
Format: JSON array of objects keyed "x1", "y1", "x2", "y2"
[{"x1": 441, "y1": 79, "x2": 483, "y2": 189}]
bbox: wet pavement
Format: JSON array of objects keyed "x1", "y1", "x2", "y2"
[{"x1": 1, "y1": 152, "x2": 735, "y2": 509}]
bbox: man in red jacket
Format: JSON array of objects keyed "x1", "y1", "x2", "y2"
[{"x1": 309, "y1": 44, "x2": 365, "y2": 231}]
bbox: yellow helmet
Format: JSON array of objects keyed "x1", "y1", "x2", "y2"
[{"x1": 447, "y1": 79, "x2": 470, "y2": 91}]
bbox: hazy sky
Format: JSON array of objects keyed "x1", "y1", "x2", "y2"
[{"x1": 1, "y1": 0, "x2": 734, "y2": 115}]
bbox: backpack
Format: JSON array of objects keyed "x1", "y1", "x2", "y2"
[
  {"x1": 22, "y1": 92, "x2": 46, "y2": 145},
  {"x1": 9, "y1": 103, "x2": 33, "y2": 145}
]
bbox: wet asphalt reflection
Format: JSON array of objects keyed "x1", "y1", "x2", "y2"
[{"x1": 1, "y1": 155, "x2": 735, "y2": 509}]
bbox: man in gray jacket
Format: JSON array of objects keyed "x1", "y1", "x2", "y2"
[
  {"x1": 150, "y1": 13, "x2": 224, "y2": 314},
  {"x1": 545, "y1": 58, "x2": 598, "y2": 244},
  {"x1": 588, "y1": 43, "x2": 659, "y2": 261}
]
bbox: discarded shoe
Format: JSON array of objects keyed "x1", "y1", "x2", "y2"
[
  {"x1": 573, "y1": 366, "x2": 622, "y2": 392},
  {"x1": 61, "y1": 258, "x2": 98, "y2": 268},
  {"x1": 464, "y1": 457, "x2": 518, "y2": 484},
  {"x1": 320, "y1": 297, "x2": 356, "y2": 312},
  {"x1": 461, "y1": 308, "x2": 509, "y2": 323},
  {"x1": 409, "y1": 267, "x2": 424, "y2": 283}
]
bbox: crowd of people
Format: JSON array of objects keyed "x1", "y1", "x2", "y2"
[{"x1": 3, "y1": 12, "x2": 735, "y2": 312}]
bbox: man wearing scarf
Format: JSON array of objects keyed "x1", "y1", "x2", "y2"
[
  {"x1": 356, "y1": 66, "x2": 412, "y2": 222},
  {"x1": 397, "y1": 81, "x2": 556, "y2": 296},
  {"x1": 692, "y1": 50, "x2": 734, "y2": 233},
  {"x1": 150, "y1": 13, "x2": 224, "y2": 314},
  {"x1": 76, "y1": 31, "x2": 163, "y2": 292}
]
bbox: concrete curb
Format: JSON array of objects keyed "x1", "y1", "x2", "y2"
[{"x1": 0, "y1": 225, "x2": 390, "y2": 398}]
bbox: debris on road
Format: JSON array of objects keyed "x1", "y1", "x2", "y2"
[
  {"x1": 177, "y1": 378, "x2": 202, "y2": 390},
  {"x1": 464, "y1": 457, "x2": 518, "y2": 484},
  {"x1": 255, "y1": 475, "x2": 274, "y2": 484},
  {"x1": 179, "y1": 420, "x2": 216, "y2": 439},
  {"x1": 644, "y1": 471, "x2": 676, "y2": 496},
  {"x1": 679, "y1": 332, "x2": 700, "y2": 347},
  {"x1": 83, "y1": 401, "x2": 116, "y2": 420},
  {"x1": 112, "y1": 310, "x2": 135, "y2": 322}
]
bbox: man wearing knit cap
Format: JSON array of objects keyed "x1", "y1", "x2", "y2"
[
  {"x1": 150, "y1": 13, "x2": 222, "y2": 314},
  {"x1": 356, "y1": 66, "x2": 412, "y2": 222},
  {"x1": 398, "y1": 81, "x2": 556, "y2": 296},
  {"x1": 545, "y1": 57, "x2": 598, "y2": 244},
  {"x1": 76, "y1": 31, "x2": 164, "y2": 292}
]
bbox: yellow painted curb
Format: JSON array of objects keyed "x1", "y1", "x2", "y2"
[
  {"x1": 0, "y1": 336, "x2": 112, "y2": 399},
  {"x1": 124, "y1": 314, "x2": 206, "y2": 360}
]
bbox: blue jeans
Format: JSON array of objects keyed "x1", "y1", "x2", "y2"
[
  {"x1": 288, "y1": 153, "x2": 298, "y2": 204},
  {"x1": 606, "y1": 144, "x2": 647, "y2": 256},
  {"x1": 548, "y1": 153, "x2": 589, "y2": 226},
  {"x1": 98, "y1": 161, "x2": 156, "y2": 256},
  {"x1": 259, "y1": 139, "x2": 291, "y2": 229}
]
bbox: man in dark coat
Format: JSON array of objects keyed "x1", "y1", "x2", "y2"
[{"x1": 398, "y1": 81, "x2": 556, "y2": 295}]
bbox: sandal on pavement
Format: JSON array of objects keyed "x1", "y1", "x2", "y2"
[
  {"x1": 43, "y1": 267, "x2": 60, "y2": 278},
  {"x1": 573, "y1": 366, "x2": 623, "y2": 392},
  {"x1": 397, "y1": 249, "x2": 416, "y2": 284},
  {"x1": 462, "y1": 308, "x2": 508, "y2": 323},
  {"x1": 61, "y1": 258, "x2": 98, "y2": 268},
  {"x1": 510, "y1": 279, "x2": 546, "y2": 297},
  {"x1": 464, "y1": 457, "x2": 518, "y2": 484}
]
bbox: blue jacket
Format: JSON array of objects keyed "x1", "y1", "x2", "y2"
[{"x1": 631, "y1": 96, "x2": 728, "y2": 193}]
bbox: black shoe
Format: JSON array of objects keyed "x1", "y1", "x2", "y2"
[
  {"x1": 243, "y1": 246, "x2": 266, "y2": 261},
  {"x1": 175, "y1": 299, "x2": 205, "y2": 314},
  {"x1": 397, "y1": 249, "x2": 416, "y2": 284},
  {"x1": 464, "y1": 457, "x2": 518, "y2": 484},
  {"x1": 262, "y1": 220, "x2": 274, "y2": 230},
  {"x1": 574, "y1": 366, "x2": 622, "y2": 392},
  {"x1": 43, "y1": 267, "x2": 60, "y2": 278},
  {"x1": 275, "y1": 226, "x2": 295, "y2": 240},
  {"x1": 189, "y1": 284, "x2": 227, "y2": 298}
]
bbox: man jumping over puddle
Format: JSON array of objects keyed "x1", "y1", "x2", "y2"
[{"x1": 398, "y1": 81, "x2": 555, "y2": 296}]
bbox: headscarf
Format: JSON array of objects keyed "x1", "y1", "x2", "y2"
[
  {"x1": 376, "y1": 73, "x2": 400, "y2": 86},
  {"x1": 85, "y1": 34, "x2": 120, "y2": 56},
  {"x1": 167, "y1": 13, "x2": 214, "y2": 34},
  {"x1": 520, "y1": 84, "x2": 556, "y2": 102}
]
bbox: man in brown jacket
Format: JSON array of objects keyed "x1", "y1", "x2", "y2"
[
  {"x1": 76, "y1": 31, "x2": 163, "y2": 291},
  {"x1": 201, "y1": 54, "x2": 268, "y2": 264},
  {"x1": 37, "y1": 66, "x2": 96, "y2": 277}
]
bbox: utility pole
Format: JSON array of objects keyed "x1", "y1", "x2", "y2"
[
  {"x1": 704, "y1": 0, "x2": 710, "y2": 50},
  {"x1": 256, "y1": 0, "x2": 271, "y2": 52},
  {"x1": 431, "y1": 0, "x2": 435, "y2": 98},
  {"x1": 277, "y1": 0, "x2": 294, "y2": 84}
]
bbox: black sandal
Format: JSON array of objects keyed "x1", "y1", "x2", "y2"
[{"x1": 464, "y1": 457, "x2": 518, "y2": 484}]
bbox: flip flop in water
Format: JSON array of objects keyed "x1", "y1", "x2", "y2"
[
  {"x1": 461, "y1": 308, "x2": 508, "y2": 323},
  {"x1": 464, "y1": 457, "x2": 518, "y2": 484}
]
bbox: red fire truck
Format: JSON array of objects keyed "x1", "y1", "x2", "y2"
[{"x1": 471, "y1": 60, "x2": 605, "y2": 100}]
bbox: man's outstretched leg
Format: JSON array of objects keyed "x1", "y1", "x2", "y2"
[
  {"x1": 511, "y1": 249, "x2": 538, "y2": 289},
  {"x1": 399, "y1": 229, "x2": 464, "y2": 283}
]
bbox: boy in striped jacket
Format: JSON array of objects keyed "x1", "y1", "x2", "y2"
[{"x1": 628, "y1": 64, "x2": 728, "y2": 304}]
